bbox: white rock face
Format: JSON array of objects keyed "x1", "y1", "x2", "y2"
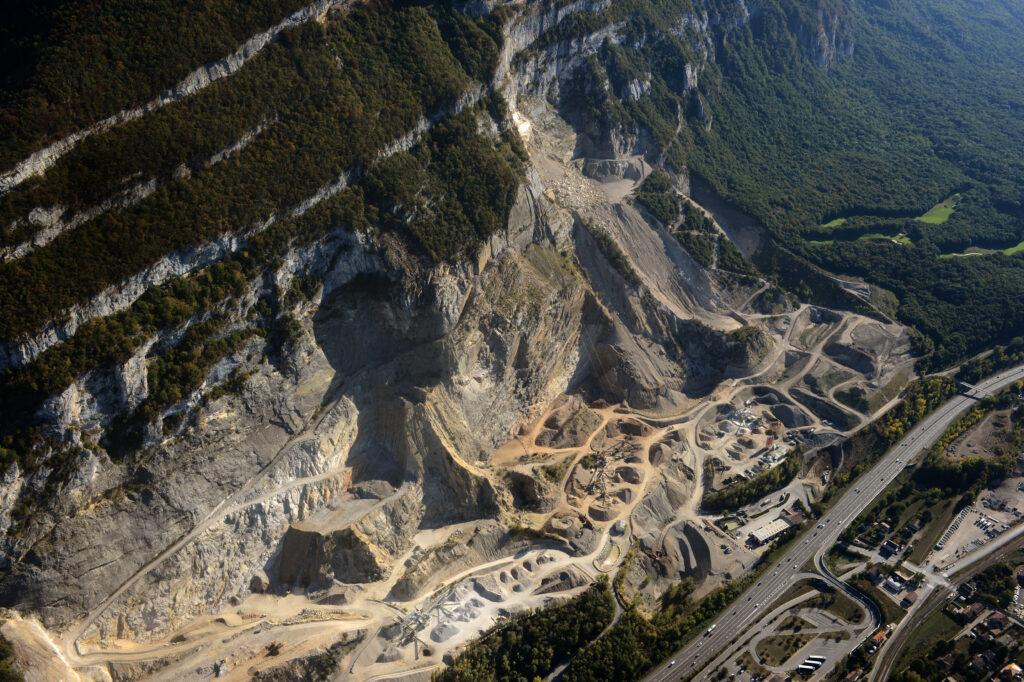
[
  {"x1": 0, "y1": 0, "x2": 782, "y2": 673},
  {"x1": 0, "y1": 464, "x2": 23, "y2": 539}
]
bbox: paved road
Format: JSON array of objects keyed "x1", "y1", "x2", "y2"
[
  {"x1": 870, "y1": 527, "x2": 1024, "y2": 682},
  {"x1": 646, "y1": 365, "x2": 1024, "y2": 681}
]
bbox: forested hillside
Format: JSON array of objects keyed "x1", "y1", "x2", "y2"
[
  {"x1": 1, "y1": 0, "x2": 311, "y2": 165},
  {"x1": 689, "y1": 0, "x2": 1024, "y2": 368},
  {"x1": 0, "y1": 0, "x2": 519, "y2": 487},
  {"x1": 530, "y1": 0, "x2": 1024, "y2": 368}
]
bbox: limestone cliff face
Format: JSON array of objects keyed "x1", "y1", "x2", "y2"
[{"x1": 0, "y1": 0, "x2": 791, "y2": 650}]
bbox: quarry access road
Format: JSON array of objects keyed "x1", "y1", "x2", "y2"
[{"x1": 645, "y1": 364, "x2": 1024, "y2": 682}]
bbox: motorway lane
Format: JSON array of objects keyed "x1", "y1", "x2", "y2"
[{"x1": 646, "y1": 365, "x2": 1024, "y2": 682}]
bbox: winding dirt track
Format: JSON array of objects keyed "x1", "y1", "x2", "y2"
[{"x1": 59, "y1": 288, "x2": 903, "y2": 679}]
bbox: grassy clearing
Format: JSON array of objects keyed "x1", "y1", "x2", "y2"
[
  {"x1": 916, "y1": 194, "x2": 960, "y2": 225},
  {"x1": 856, "y1": 232, "x2": 912, "y2": 245},
  {"x1": 939, "y1": 249, "x2": 989, "y2": 259},
  {"x1": 939, "y1": 239, "x2": 1024, "y2": 259},
  {"x1": 851, "y1": 577, "x2": 907, "y2": 626},
  {"x1": 1002, "y1": 239, "x2": 1024, "y2": 256},
  {"x1": 756, "y1": 633, "x2": 815, "y2": 666},
  {"x1": 909, "y1": 498, "x2": 957, "y2": 564},
  {"x1": 816, "y1": 193, "x2": 959, "y2": 236},
  {"x1": 827, "y1": 545, "x2": 866, "y2": 573},
  {"x1": 893, "y1": 608, "x2": 960, "y2": 675},
  {"x1": 768, "y1": 580, "x2": 817, "y2": 614}
]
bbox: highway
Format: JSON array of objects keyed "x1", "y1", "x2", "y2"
[{"x1": 646, "y1": 364, "x2": 1024, "y2": 682}]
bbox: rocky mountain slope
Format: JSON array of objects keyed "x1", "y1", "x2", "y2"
[{"x1": 0, "y1": 0, "x2": 948, "y2": 678}]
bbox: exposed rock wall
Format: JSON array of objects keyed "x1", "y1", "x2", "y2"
[{"x1": 0, "y1": 0, "x2": 804, "y2": 658}]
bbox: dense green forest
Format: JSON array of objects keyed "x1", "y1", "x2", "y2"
[
  {"x1": 0, "y1": 1, "x2": 509, "y2": 340},
  {"x1": 434, "y1": 578, "x2": 615, "y2": 682},
  {"x1": 691, "y1": 0, "x2": 1024, "y2": 367},
  {"x1": 0, "y1": 0, "x2": 310, "y2": 167},
  {"x1": 539, "y1": 0, "x2": 1024, "y2": 368},
  {"x1": 561, "y1": 577, "x2": 747, "y2": 680}
]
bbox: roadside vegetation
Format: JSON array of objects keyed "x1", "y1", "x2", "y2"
[
  {"x1": 561, "y1": 576, "x2": 748, "y2": 681},
  {"x1": 702, "y1": 451, "x2": 801, "y2": 513},
  {"x1": 956, "y1": 337, "x2": 1024, "y2": 385},
  {"x1": 820, "y1": 376, "x2": 956, "y2": 507},
  {"x1": 849, "y1": 572, "x2": 906, "y2": 626},
  {"x1": 842, "y1": 388, "x2": 1021, "y2": 559},
  {"x1": 756, "y1": 632, "x2": 815, "y2": 666},
  {"x1": 434, "y1": 577, "x2": 615, "y2": 682}
]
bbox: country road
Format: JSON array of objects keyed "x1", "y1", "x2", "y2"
[
  {"x1": 869, "y1": 524, "x2": 1024, "y2": 682},
  {"x1": 645, "y1": 364, "x2": 1024, "y2": 682}
]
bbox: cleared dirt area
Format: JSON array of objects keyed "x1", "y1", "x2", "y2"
[{"x1": 948, "y1": 409, "x2": 1017, "y2": 459}]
